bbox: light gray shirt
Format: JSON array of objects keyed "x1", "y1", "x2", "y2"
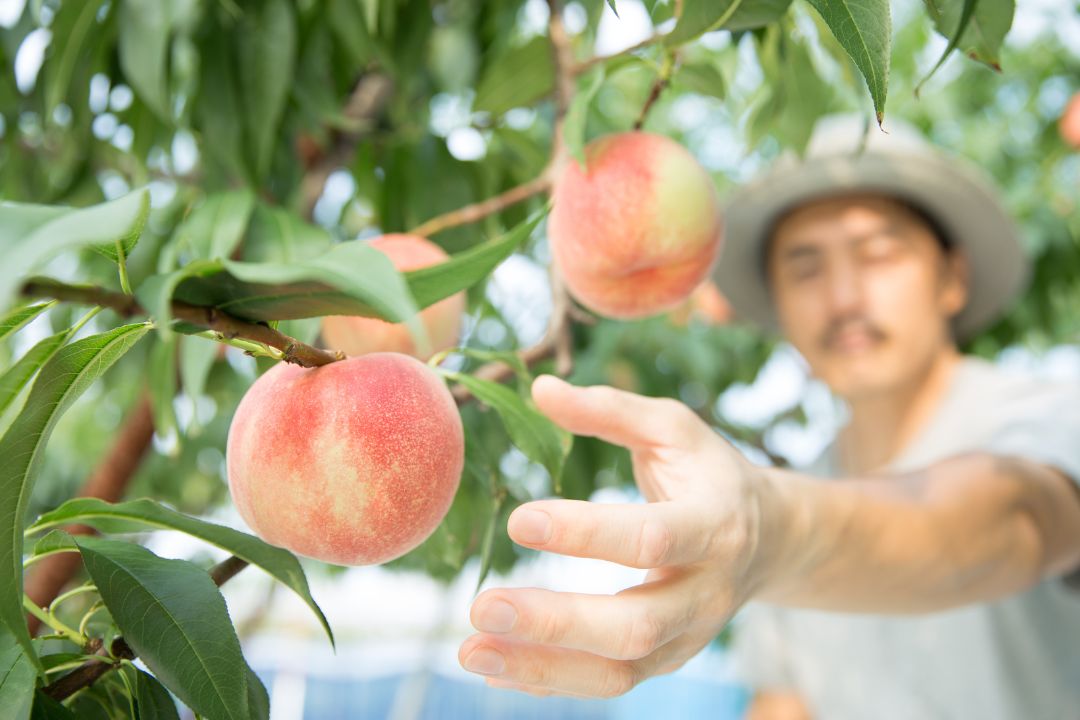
[{"x1": 733, "y1": 357, "x2": 1080, "y2": 720}]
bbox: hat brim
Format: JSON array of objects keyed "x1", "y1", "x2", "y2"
[{"x1": 715, "y1": 151, "x2": 1029, "y2": 342}]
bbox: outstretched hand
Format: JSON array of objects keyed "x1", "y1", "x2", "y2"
[{"x1": 459, "y1": 375, "x2": 766, "y2": 698}]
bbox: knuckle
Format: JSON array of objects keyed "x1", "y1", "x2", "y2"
[
  {"x1": 598, "y1": 662, "x2": 639, "y2": 698},
  {"x1": 619, "y1": 608, "x2": 663, "y2": 660},
  {"x1": 635, "y1": 517, "x2": 675, "y2": 568},
  {"x1": 531, "y1": 605, "x2": 571, "y2": 646}
]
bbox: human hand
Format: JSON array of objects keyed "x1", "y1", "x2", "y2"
[{"x1": 459, "y1": 375, "x2": 767, "y2": 698}]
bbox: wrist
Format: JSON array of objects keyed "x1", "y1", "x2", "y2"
[{"x1": 743, "y1": 467, "x2": 816, "y2": 603}]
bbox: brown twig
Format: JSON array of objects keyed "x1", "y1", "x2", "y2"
[
  {"x1": 570, "y1": 33, "x2": 665, "y2": 76},
  {"x1": 299, "y1": 72, "x2": 394, "y2": 220},
  {"x1": 20, "y1": 279, "x2": 344, "y2": 368},
  {"x1": 408, "y1": 173, "x2": 553, "y2": 238},
  {"x1": 42, "y1": 555, "x2": 244, "y2": 702}
]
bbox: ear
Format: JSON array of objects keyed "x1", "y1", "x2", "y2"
[{"x1": 939, "y1": 250, "x2": 969, "y2": 318}]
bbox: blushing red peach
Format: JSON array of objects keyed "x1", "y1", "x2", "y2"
[
  {"x1": 226, "y1": 353, "x2": 464, "y2": 566},
  {"x1": 321, "y1": 234, "x2": 465, "y2": 359},
  {"x1": 549, "y1": 132, "x2": 723, "y2": 319}
]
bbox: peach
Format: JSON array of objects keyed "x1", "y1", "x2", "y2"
[
  {"x1": 667, "y1": 281, "x2": 734, "y2": 327},
  {"x1": 1060, "y1": 92, "x2": 1080, "y2": 149},
  {"x1": 226, "y1": 353, "x2": 464, "y2": 566},
  {"x1": 549, "y1": 132, "x2": 722, "y2": 319},
  {"x1": 321, "y1": 234, "x2": 466, "y2": 359}
]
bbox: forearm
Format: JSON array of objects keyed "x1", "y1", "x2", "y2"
[{"x1": 750, "y1": 453, "x2": 1080, "y2": 613}]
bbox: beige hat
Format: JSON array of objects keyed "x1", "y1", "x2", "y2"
[{"x1": 714, "y1": 114, "x2": 1029, "y2": 341}]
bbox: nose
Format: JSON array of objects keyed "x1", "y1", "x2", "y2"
[{"x1": 825, "y1": 254, "x2": 865, "y2": 318}]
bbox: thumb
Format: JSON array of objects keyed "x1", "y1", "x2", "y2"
[{"x1": 531, "y1": 375, "x2": 700, "y2": 450}]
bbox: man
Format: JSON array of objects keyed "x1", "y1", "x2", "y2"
[{"x1": 457, "y1": 115, "x2": 1080, "y2": 719}]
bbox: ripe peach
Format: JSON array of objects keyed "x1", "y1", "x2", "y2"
[
  {"x1": 1060, "y1": 92, "x2": 1080, "y2": 149},
  {"x1": 321, "y1": 234, "x2": 466, "y2": 359},
  {"x1": 226, "y1": 353, "x2": 464, "y2": 566},
  {"x1": 549, "y1": 132, "x2": 722, "y2": 319},
  {"x1": 667, "y1": 281, "x2": 734, "y2": 327}
]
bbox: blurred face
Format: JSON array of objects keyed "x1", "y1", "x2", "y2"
[{"x1": 766, "y1": 194, "x2": 968, "y2": 400}]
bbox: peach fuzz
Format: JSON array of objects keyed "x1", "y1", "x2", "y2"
[
  {"x1": 321, "y1": 234, "x2": 466, "y2": 359},
  {"x1": 226, "y1": 353, "x2": 464, "y2": 566},
  {"x1": 549, "y1": 132, "x2": 723, "y2": 319}
]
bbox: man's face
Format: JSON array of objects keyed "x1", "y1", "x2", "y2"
[{"x1": 767, "y1": 194, "x2": 968, "y2": 400}]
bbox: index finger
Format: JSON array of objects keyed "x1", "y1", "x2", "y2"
[
  {"x1": 508, "y1": 499, "x2": 715, "y2": 568},
  {"x1": 531, "y1": 375, "x2": 704, "y2": 450}
]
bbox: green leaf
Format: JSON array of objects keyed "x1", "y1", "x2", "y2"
[
  {"x1": 242, "y1": 204, "x2": 332, "y2": 264},
  {"x1": 0, "y1": 191, "x2": 151, "y2": 310},
  {"x1": 0, "y1": 625, "x2": 35, "y2": 720},
  {"x1": 30, "y1": 692, "x2": 76, "y2": 720},
  {"x1": 564, "y1": 67, "x2": 606, "y2": 165},
  {"x1": 673, "y1": 60, "x2": 726, "y2": 100},
  {"x1": 0, "y1": 323, "x2": 150, "y2": 664},
  {"x1": 178, "y1": 335, "x2": 217, "y2": 414},
  {"x1": 916, "y1": 0, "x2": 977, "y2": 93},
  {"x1": 0, "y1": 304, "x2": 54, "y2": 344},
  {"x1": 924, "y1": 0, "x2": 1014, "y2": 70},
  {"x1": 147, "y1": 337, "x2": 178, "y2": 445},
  {"x1": 176, "y1": 190, "x2": 257, "y2": 261},
  {"x1": 665, "y1": 0, "x2": 748, "y2": 46},
  {"x1": 606, "y1": 0, "x2": 620, "y2": 17},
  {"x1": 0, "y1": 330, "x2": 73, "y2": 419},
  {"x1": 441, "y1": 372, "x2": 572, "y2": 490},
  {"x1": 118, "y1": 0, "x2": 175, "y2": 120},
  {"x1": 238, "y1": 0, "x2": 297, "y2": 179},
  {"x1": 138, "y1": 210, "x2": 542, "y2": 328},
  {"x1": 133, "y1": 668, "x2": 181, "y2": 720},
  {"x1": 725, "y1": 0, "x2": 793, "y2": 30},
  {"x1": 42, "y1": 0, "x2": 106, "y2": 118},
  {"x1": 473, "y1": 36, "x2": 554, "y2": 116},
  {"x1": 804, "y1": 0, "x2": 890, "y2": 122},
  {"x1": 73, "y1": 537, "x2": 255, "y2": 720},
  {"x1": 407, "y1": 210, "x2": 545, "y2": 308},
  {"x1": 28, "y1": 498, "x2": 333, "y2": 645},
  {"x1": 474, "y1": 493, "x2": 504, "y2": 593},
  {"x1": 28, "y1": 530, "x2": 79, "y2": 561}
]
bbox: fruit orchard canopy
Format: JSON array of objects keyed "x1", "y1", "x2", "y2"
[{"x1": 715, "y1": 114, "x2": 1029, "y2": 342}]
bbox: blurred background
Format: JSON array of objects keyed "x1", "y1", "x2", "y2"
[{"x1": 2, "y1": 0, "x2": 1079, "y2": 717}]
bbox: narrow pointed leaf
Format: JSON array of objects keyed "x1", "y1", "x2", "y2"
[
  {"x1": 28, "y1": 498, "x2": 333, "y2": 645},
  {"x1": 0, "y1": 330, "x2": 74, "y2": 418},
  {"x1": 0, "y1": 323, "x2": 151, "y2": 663},
  {"x1": 0, "y1": 304, "x2": 54, "y2": 344},
  {"x1": 74, "y1": 537, "x2": 254, "y2": 720},
  {"x1": 804, "y1": 0, "x2": 890, "y2": 122},
  {"x1": 133, "y1": 668, "x2": 181, "y2": 720},
  {"x1": 0, "y1": 625, "x2": 35, "y2": 720}
]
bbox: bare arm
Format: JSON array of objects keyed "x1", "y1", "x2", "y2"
[
  {"x1": 754, "y1": 453, "x2": 1080, "y2": 613},
  {"x1": 459, "y1": 377, "x2": 1080, "y2": 698}
]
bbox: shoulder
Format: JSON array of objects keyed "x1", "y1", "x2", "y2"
[{"x1": 964, "y1": 357, "x2": 1080, "y2": 484}]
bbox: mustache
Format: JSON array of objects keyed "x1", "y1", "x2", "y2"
[{"x1": 820, "y1": 316, "x2": 888, "y2": 351}]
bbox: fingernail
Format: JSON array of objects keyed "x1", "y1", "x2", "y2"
[
  {"x1": 510, "y1": 509, "x2": 552, "y2": 545},
  {"x1": 475, "y1": 600, "x2": 517, "y2": 633},
  {"x1": 464, "y1": 646, "x2": 506, "y2": 675}
]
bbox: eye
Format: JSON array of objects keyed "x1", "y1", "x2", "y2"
[
  {"x1": 860, "y1": 234, "x2": 904, "y2": 261},
  {"x1": 787, "y1": 256, "x2": 823, "y2": 282}
]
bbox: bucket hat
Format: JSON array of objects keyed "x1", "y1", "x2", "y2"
[{"x1": 714, "y1": 114, "x2": 1028, "y2": 340}]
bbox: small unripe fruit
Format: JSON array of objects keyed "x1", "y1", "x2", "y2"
[
  {"x1": 667, "y1": 281, "x2": 733, "y2": 327},
  {"x1": 1060, "y1": 92, "x2": 1080, "y2": 149},
  {"x1": 549, "y1": 132, "x2": 722, "y2": 319},
  {"x1": 321, "y1": 234, "x2": 466, "y2": 359},
  {"x1": 226, "y1": 353, "x2": 464, "y2": 566}
]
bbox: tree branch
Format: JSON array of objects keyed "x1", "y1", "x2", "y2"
[
  {"x1": 571, "y1": 33, "x2": 666, "y2": 76},
  {"x1": 408, "y1": 173, "x2": 552, "y2": 238},
  {"x1": 299, "y1": 72, "x2": 394, "y2": 220},
  {"x1": 20, "y1": 279, "x2": 345, "y2": 368}
]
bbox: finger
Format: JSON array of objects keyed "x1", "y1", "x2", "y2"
[
  {"x1": 531, "y1": 375, "x2": 703, "y2": 450},
  {"x1": 459, "y1": 632, "x2": 709, "y2": 699},
  {"x1": 459, "y1": 635, "x2": 640, "y2": 699},
  {"x1": 471, "y1": 579, "x2": 695, "y2": 661},
  {"x1": 507, "y1": 499, "x2": 713, "y2": 568},
  {"x1": 484, "y1": 677, "x2": 588, "y2": 699}
]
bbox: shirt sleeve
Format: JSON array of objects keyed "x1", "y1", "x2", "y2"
[{"x1": 730, "y1": 603, "x2": 799, "y2": 692}]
